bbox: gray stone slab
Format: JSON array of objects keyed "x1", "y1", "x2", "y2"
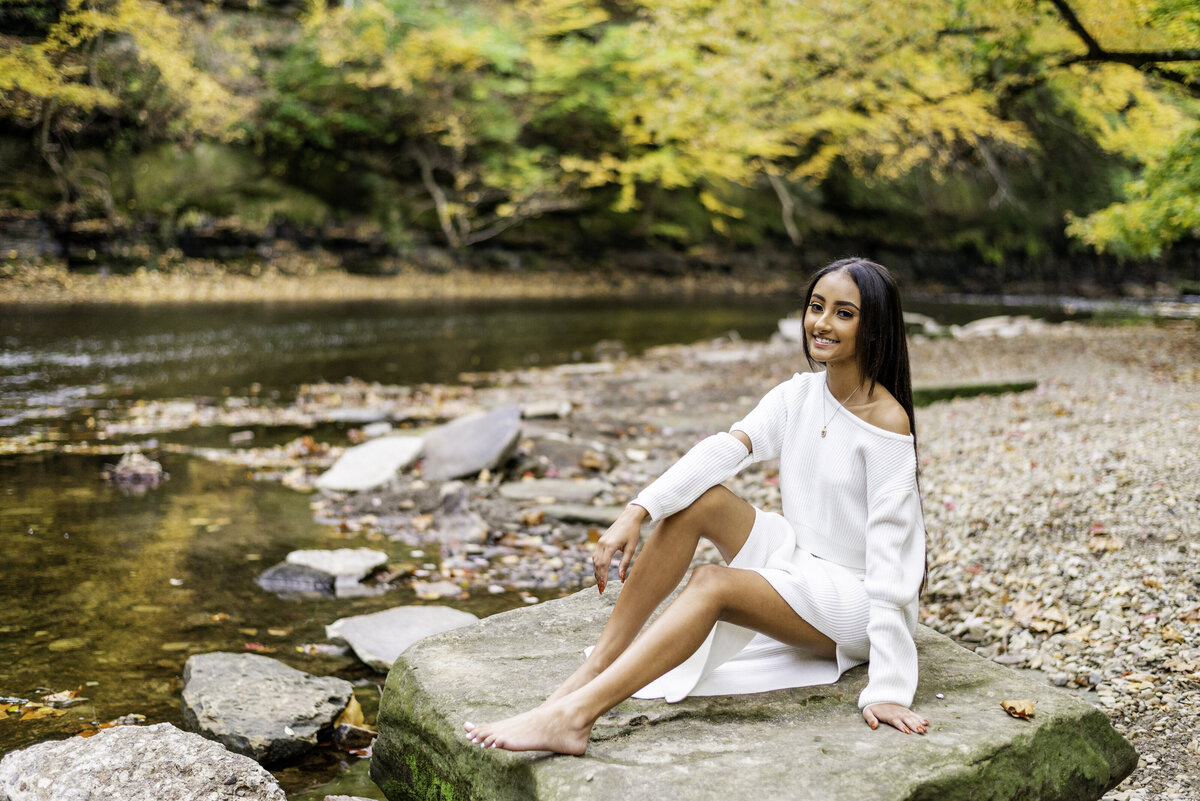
[
  {"x1": 371, "y1": 586, "x2": 1137, "y2": 801},
  {"x1": 0, "y1": 722, "x2": 285, "y2": 801},
  {"x1": 498, "y1": 478, "x2": 608, "y2": 503},
  {"x1": 421, "y1": 406, "x2": 522, "y2": 482},
  {"x1": 326, "y1": 605, "x2": 480, "y2": 672},
  {"x1": 540, "y1": 504, "x2": 624, "y2": 526},
  {"x1": 181, "y1": 652, "x2": 353, "y2": 764},
  {"x1": 315, "y1": 436, "x2": 423, "y2": 492}
]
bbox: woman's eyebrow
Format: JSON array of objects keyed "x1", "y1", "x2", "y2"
[{"x1": 811, "y1": 292, "x2": 860, "y2": 310}]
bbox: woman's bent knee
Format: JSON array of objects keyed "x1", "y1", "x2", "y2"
[{"x1": 683, "y1": 564, "x2": 734, "y2": 602}]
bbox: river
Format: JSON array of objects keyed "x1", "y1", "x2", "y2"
[{"x1": 0, "y1": 292, "x2": 1079, "y2": 796}]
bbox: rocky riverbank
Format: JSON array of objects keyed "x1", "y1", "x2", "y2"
[{"x1": 3, "y1": 317, "x2": 1197, "y2": 800}]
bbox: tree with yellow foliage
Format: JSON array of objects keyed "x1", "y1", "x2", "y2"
[{"x1": 0, "y1": 0, "x2": 244, "y2": 217}]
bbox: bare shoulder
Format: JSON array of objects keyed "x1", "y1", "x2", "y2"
[{"x1": 861, "y1": 386, "x2": 911, "y2": 436}]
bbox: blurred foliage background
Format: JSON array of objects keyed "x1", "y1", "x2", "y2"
[{"x1": 0, "y1": 0, "x2": 1197, "y2": 275}]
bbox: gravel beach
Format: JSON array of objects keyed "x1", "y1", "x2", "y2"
[
  {"x1": 440, "y1": 318, "x2": 1198, "y2": 800},
  {"x1": 701, "y1": 322, "x2": 1199, "y2": 800}
]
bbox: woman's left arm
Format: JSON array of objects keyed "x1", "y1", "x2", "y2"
[{"x1": 857, "y1": 443, "x2": 927, "y2": 732}]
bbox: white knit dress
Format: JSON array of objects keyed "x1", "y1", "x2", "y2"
[{"x1": 629, "y1": 371, "x2": 925, "y2": 710}]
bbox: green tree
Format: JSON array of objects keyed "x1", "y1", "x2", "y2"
[{"x1": 0, "y1": 0, "x2": 245, "y2": 216}]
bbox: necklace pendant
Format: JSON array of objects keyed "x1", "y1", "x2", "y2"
[{"x1": 821, "y1": 427, "x2": 827, "y2": 438}]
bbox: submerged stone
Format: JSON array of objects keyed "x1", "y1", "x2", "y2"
[
  {"x1": 255, "y1": 561, "x2": 335, "y2": 597},
  {"x1": 371, "y1": 586, "x2": 1137, "y2": 801}
]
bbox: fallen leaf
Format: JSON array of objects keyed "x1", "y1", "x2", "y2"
[
  {"x1": 238, "y1": 628, "x2": 258, "y2": 636},
  {"x1": 19, "y1": 705, "x2": 66, "y2": 721},
  {"x1": 521, "y1": 509, "x2": 545, "y2": 526},
  {"x1": 335, "y1": 695, "x2": 366, "y2": 729},
  {"x1": 41, "y1": 687, "x2": 84, "y2": 707},
  {"x1": 1162, "y1": 626, "x2": 1185, "y2": 644},
  {"x1": 1088, "y1": 536, "x2": 1124, "y2": 554},
  {"x1": 1000, "y1": 699, "x2": 1035, "y2": 719},
  {"x1": 210, "y1": 613, "x2": 230, "y2": 623},
  {"x1": 244, "y1": 642, "x2": 276, "y2": 653},
  {"x1": 267, "y1": 628, "x2": 292, "y2": 638}
]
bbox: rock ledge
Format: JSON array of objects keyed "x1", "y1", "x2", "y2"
[{"x1": 371, "y1": 586, "x2": 1137, "y2": 801}]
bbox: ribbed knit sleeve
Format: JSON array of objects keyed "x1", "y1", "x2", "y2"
[
  {"x1": 728, "y1": 374, "x2": 797, "y2": 462},
  {"x1": 857, "y1": 443, "x2": 925, "y2": 710},
  {"x1": 631, "y1": 432, "x2": 753, "y2": 522}
]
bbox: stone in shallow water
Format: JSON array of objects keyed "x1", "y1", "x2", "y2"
[
  {"x1": 0, "y1": 722, "x2": 285, "y2": 801},
  {"x1": 255, "y1": 561, "x2": 335, "y2": 597},
  {"x1": 370, "y1": 586, "x2": 1137, "y2": 801},
  {"x1": 326, "y1": 605, "x2": 479, "y2": 672},
  {"x1": 315, "y1": 436, "x2": 423, "y2": 492},
  {"x1": 286, "y1": 548, "x2": 389, "y2": 581},
  {"x1": 421, "y1": 406, "x2": 522, "y2": 482},
  {"x1": 181, "y1": 652, "x2": 353, "y2": 764}
]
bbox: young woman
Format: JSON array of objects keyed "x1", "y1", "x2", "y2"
[{"x1": 464, "y1": 258, "x2": 928, "y2": 754}]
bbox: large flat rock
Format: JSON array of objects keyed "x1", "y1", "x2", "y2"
[{"x1": 371, "y1": 586, "x2": 1137, "y2": 801}]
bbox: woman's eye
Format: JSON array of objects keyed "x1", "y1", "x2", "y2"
[
  {"x1": 837, "y1": 310, "x2": 854, "y2": 319},
  {"x1": 808, "y1": 302, "x2": 822, "y2": 312}
]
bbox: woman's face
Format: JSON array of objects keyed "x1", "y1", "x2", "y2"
[{"x1": 804, "y1": 269, "x2": 861, "y2": 368}]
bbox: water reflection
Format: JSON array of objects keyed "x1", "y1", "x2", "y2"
[{"x1": 0, "y1": 452, "x2": 525, "y2": 794}]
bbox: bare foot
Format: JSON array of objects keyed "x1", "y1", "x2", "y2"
[{"x1": 463, "y1": 700, "x2": 593, "y2": 754}]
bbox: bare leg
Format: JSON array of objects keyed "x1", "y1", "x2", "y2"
[
  {"x1": 465, "y1": 564, "x2": 834, "y2": 753},
  {"x1": 546, "y1": 487, "x2": 755, "y2": 701}
]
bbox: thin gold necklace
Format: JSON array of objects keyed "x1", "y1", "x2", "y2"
[{"x1": 822, "y1": 375, "x2": 863, "y2": 438}]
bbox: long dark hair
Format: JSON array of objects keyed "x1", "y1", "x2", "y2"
[
  {"x1": 802, "y1": 257, "x2": 926, "y2": 590},
  {"x1": 801, "y1": 257, "x2": 915, "y2": 439}
]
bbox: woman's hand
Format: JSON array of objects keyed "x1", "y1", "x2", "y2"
[
  {"x1": 863, "y1": 703, "x2": 929, "y2": 735},
  {"x1": 593, "y1": 504, "x2": 647, "y2": 593}
]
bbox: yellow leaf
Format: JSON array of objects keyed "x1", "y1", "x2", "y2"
[
  {"x1": 335, "y1": 694, "x2": 368, "y2": 729},
  {"x1": 1000, "y1": 699, "x2": 1035, "y2": 719},
  {"x1": 1162, "y1": 626, "x2": 1185, "y2": 644}
]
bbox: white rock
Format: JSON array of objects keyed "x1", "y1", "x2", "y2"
[
  {"x1": 314, "y1": 436, "x2": 423, "y2": 492},
  {"x1": 286, "y1": 548, "x2": 388, "y2": 581},
  {"x1": 326, "y1": 606, "x2": 479, "y2": 672}
]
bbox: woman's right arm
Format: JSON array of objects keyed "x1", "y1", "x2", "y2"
[{"x1": 592, "y1": 431, "x2": 754, "y2": 592}]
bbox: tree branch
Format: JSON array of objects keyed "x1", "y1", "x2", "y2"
[
  {"x1": 405, "y1": 142, "x2": 463, "y2": 248},
  {"x1": 1045, "y1": 0, "x2": 1200, "y2": 92}
]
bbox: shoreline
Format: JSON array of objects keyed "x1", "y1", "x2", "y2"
[
  {"x1": 4, "y1": 261, "x2": 1198, "y2": 315},
  {"x1": 0, "y1": 262, "x2": 795, "y2": 307}
]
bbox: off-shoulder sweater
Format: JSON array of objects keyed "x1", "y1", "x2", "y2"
[{"x1": 632, "y1": 370, "x2": 925, "y2": 710}]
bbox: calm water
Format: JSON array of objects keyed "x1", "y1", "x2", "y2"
[
  {"x1": 0, "y1": 294, "x2": 806, "y2": 795},
  {"x1": 0, "y1": 292, "x2": 1078, "y2": 795}
]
